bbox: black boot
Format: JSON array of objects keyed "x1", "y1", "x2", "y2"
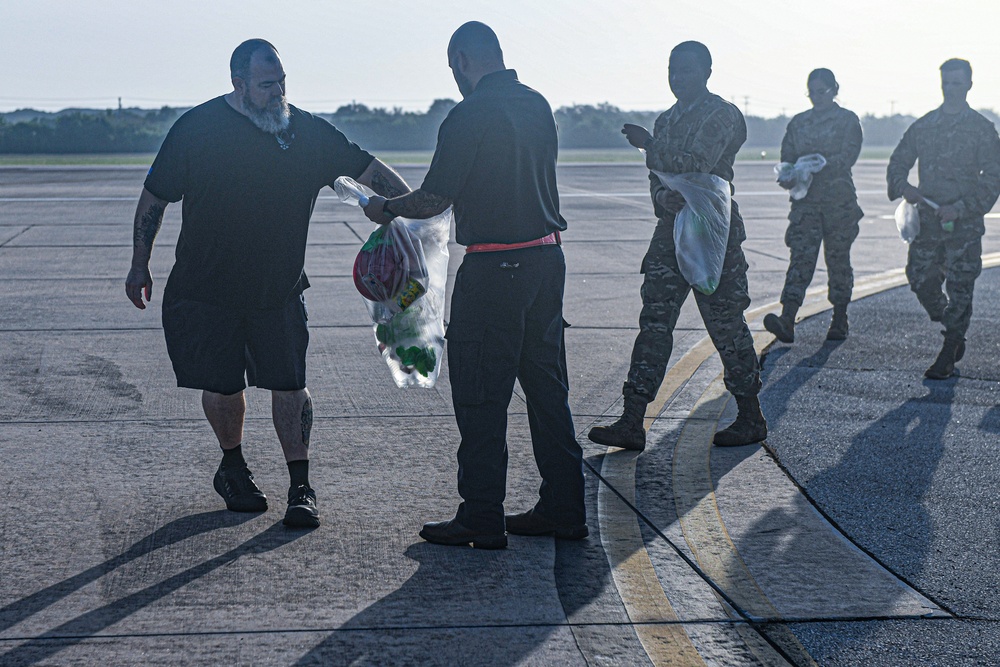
[
  {"x1": 588, "y1": 393, "x2": 647, "y2": 451},
  {"x1": 763, "y1": 303, "x2": 798, "y2": 343},
  {"x1": 925, "y1": 335, "x2": 963, "y2": 380},
  {"x1": 713, "y1": 395, "x2": 768, "y2": 447},
  {"x1": 827, "y1": 303, "x2": 849, "y2": 340}
]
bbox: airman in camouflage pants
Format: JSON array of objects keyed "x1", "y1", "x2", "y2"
[
  {"x1": 780, "y1": 199, "x2": 863, "y2": 313},
  {"x1": 766, "y1": 70, "x2": 865, "y2": 344},
  {"x1": 887, "y1": 58, "x2": 1000, "y2": 378},
  {"x1": 589, "y1": 40, "x2": 765, "y2": 451},
  {"x1": 626, "y1": 204, "x2": 760, "y2": 404},
  {"x1": 905, "y1": 210, "x2": 982, "y2": 339}
]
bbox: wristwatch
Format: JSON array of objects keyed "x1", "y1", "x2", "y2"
[{"x1": 382, "y1": 199, "x2": 396, "y2": 219}]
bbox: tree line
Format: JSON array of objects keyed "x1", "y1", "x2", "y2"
[{"x1": 1, "y1": 101, "x2": 997, "y2": 154}]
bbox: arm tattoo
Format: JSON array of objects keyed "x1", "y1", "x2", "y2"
[
  {"x1": 133, "y1": 202, "x2": 165, "y2": 250},
  {"x1": 370, "y1": 169, "x2": 406, "y2": 198},
  {"x1": 300, "y1": 397, "x2": 313, "y2": 448},
  {"x1": 390, "y1": 188, "x2": 451, "y2": 219}
]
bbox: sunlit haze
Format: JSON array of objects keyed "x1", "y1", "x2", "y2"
[{"x1": 3, "y1": 0, "x2": 999, "y2": 118}]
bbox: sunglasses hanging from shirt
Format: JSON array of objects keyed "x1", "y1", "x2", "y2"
[{"x1": 275, "y1": 130, "x2": 294, "y2": 150}]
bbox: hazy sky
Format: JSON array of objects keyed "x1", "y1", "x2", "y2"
[{"x1": 3, "y1": 0, "x2": 999, "y2": 118}]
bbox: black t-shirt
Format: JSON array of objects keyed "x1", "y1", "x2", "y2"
[
  {"x1": 145, "y1": 97, "x2": 373, "y2": 309},
  {"x1": 420, "y1": 70, "x2": 565, "y2": 246}
]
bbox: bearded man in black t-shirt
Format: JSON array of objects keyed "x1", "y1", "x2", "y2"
[{"x1": 125, "y1": 39, "x2": 410, "y2": 528}]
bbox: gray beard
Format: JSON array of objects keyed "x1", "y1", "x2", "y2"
[{"x1": 242, "y1": 92, "x2": 291, "y2": 134}]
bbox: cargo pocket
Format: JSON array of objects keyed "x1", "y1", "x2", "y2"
[{"x1": 445, "y1": 322, "x2": 486, "y2": 406}]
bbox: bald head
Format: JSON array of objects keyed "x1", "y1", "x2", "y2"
[
  {"x1": 447, "y1": 21, "x2": 506, "y2": 98},
  {"x1": 448, "y1": 21, "x2": 504, "y2": 67},
  {"x1": 231, "y1": 38, "x2": 279, "y2": 81}
]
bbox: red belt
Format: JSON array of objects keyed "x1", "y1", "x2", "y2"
[{"x1": 466, "y1": 231, "x2": 561, "y2": 254}]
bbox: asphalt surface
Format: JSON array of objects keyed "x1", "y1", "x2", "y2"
[{"x1": 0, "y1": 158, "x2": 998, "y2": 666}]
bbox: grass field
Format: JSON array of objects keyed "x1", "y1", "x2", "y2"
[{"x1": 0, "y1": 147, "x2": 896, "y2": 167}]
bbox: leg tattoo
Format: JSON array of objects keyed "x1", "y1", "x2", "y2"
[{"x1": 300, "y1": 397, "x2": 313, "y2": 448}]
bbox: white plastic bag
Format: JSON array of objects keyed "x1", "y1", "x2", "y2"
[
  {"x1": 894, "y1": 200, "x2": 920, "y2": 244},
  {"x1": 774, "y1": 153, "x2": 827, "y2": 200},
  {"x1": 652, "y1": 170, "x2": 731, "y2": 295},
  {"x1": 335, "y1": 177, "x2": 452, "y2": 388}
]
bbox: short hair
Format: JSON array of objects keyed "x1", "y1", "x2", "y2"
[
  {"x1": 940, "y1": 58, "x2": 972, "y2": 79},
  {"x1": 448, "y1": 21, "x2": 504, "y2": 63},
  {"x1": 670, "y1": 41, "x2": 712, "y2": 71},
  {"x1": 230, "y1": 39, "x2": 279, "y2": 80},
  {"x1": 808, "y1": 68, "x2": 839, "y2": 94}
]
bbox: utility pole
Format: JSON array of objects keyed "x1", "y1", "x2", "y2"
[
  {"x1": 890, "y1": 100, "x2": 896, "y2": 116},
  {"x1": 743, "y1": 95, "x2": 750, "y2": 117}
]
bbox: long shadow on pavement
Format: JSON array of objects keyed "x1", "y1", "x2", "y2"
[
  {"x1": 760, "y1": 334, "x2": 956, "y2": 608},
  {"x1": 0, "y1": 510, "x2": 253, "y2": 636},
  {"x1": 805, "y1": 377, "x2": 955, "y2": 587},
  {"x1": 0, "y1": 519, "x2": 301, "y2": 665},
  {"x1": 293, "y1": 470, "x2": 623, "y2": 667}
]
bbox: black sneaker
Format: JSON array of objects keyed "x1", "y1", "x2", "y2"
[
  {"x1": 214, "y1": 463, "x2": 268, "y2": 512},
  {"x1": 283, "y1": 485, "x2": 320, "y2": 528}
]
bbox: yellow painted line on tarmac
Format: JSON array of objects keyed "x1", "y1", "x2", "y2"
[
  {"x1": 598, "y1": 453, "x2": 706, "y2": 666},
  {"x1": 596, "y1": 254, "x2": 1000, "y2": 665},
  {"x1": 672, "y1": 373, "x2": 817, "y2": 667},
  {"x1": 643, "y1": 336, "x2": 717, "y2": 431}
]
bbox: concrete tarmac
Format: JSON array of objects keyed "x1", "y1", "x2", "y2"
[{"x1": 0, "y1": 159, "x2": 998, "y2": 666}]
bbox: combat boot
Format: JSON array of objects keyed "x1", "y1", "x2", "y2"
[
  {"x1": 588, "y1": 393, "x2": 647, "y2": 451},
  {"x1": 925, "y1": 335, "x2": 963, "y2": 380},
  {"x1": 713, "y1": 394, "x2": 768, "y2": 447},
  {"x1": 826, "y1": 303, "x2": 849, "y2": 340},
  {"x1": 763, "y1": 303, "x2": 798, "y2": 344}
]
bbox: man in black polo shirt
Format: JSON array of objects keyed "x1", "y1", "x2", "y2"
[
  {"x1": 363, "y1": 21, "x2": 587, "y2": 549},
  {"x1": 125, "y1": 39, "x2": 409, "y2": 528}
]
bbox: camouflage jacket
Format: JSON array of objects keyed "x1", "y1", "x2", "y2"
[
  {"x1": 646, "y1": 91, "x2": 746, "y2": 238},
  {"x1": 781, "y1": 103, "x2": 862, "y2": 206},
  {"x1": 887, "y1": 105, "x2": 1000, "y2": 222}
]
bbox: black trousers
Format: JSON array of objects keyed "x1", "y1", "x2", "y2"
[{"x1": 446, "y1": 245, "x2": 585, "y2": 533}]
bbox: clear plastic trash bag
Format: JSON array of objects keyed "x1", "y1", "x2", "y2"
[
  {"x1": 652, "y1": 170, "x2": 731, "y2": 295},
  {"x1": 774, "y1": 153, "x2": 827, "y2": 200},
  {"x1": 894, "y1": 200, "x2": 920, "y2": 244},
  {"x1": 334, "y1": 176, "x2": 452, "y2": 388}
]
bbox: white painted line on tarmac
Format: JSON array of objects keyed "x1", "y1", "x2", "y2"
[
  {"x1": 561, "y1": 193, "x2": 648, "y2": 197},
  {"x1": 555, "y1": 189, "x2": 889, "y2": 198},
  {"x1": 878, "y1": 213, "x2": 1000, "y2": 219},
  {"x1": 0, "y1": 189, "x2": 917, "y2": 203},
  {"x1": 556, "y1": 189, "x2": 889, "y2": 198},
  {"x1": 0, "y1": 197, "x2": 135, "y2": 202}
]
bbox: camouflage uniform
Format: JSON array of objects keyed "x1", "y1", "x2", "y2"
[
  {"x1": 624, "y1": 91, "x2": 761, "y2": 401},
  {"x1": 779, "y1": 103, "x2": 865, "y2": 308},
  {"x1": 887, "y1": 106, "x2": 1000, "y2": 337}
]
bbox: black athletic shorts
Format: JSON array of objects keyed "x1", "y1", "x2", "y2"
[{"x1": 162, "y1": 291, "x2": 309, "y2": 395}]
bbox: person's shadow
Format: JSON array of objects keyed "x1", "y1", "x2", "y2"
[
  {"x1": 759, "y1": 338, "x2": 845, "y2": 427},
  {"x1": 803, "y1": 377, "x2": 955, "y2": 572},
  {"x1": 756, "y1": 367, "x2": 956, "y2": 621},
  {"x1": 0, "y1": 514, "x2": 303, "y2": 665},
  {"x1": 294, "y1": 473, "x2": 616, "y2": 666}
]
